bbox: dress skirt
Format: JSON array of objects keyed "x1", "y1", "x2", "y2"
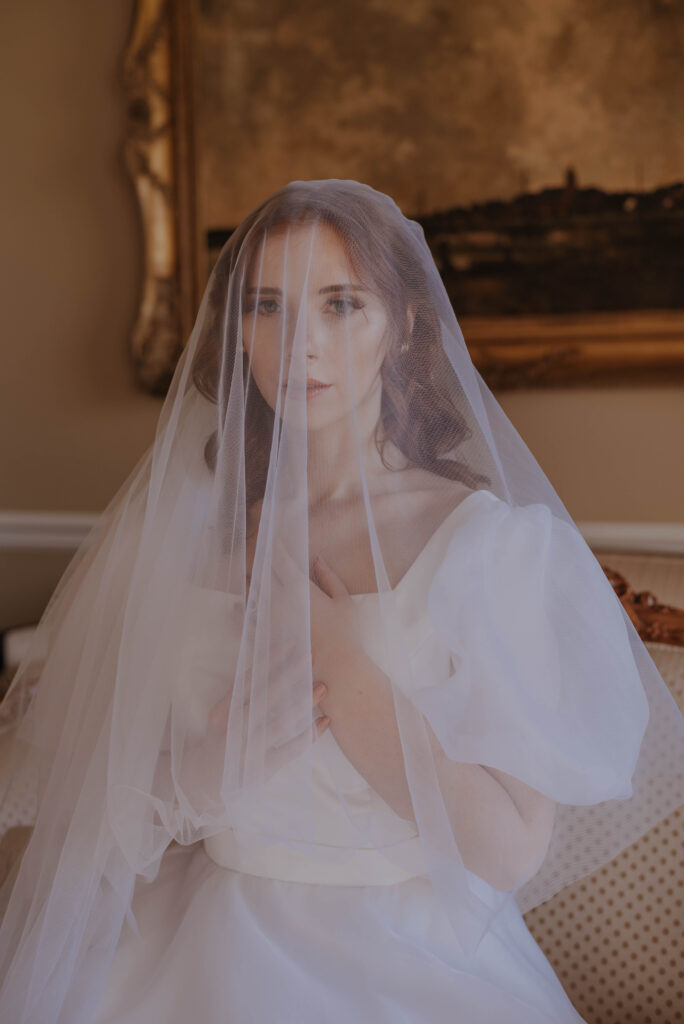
[{"x1": 91, "y1": 841, "x2": 587, "y2": 1024}]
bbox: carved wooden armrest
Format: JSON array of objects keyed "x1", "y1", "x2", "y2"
[{"x1": 601, "y1": 564, "x2": 684, "y2": 647}]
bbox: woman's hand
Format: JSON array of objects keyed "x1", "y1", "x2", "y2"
[
  {"x1": 308, "y1": 554, "x2": 366, "y2": 682},
  {"x1": 204, "y1": 631, "x2": 331, "y2": 784},
  {"x1": 273, "y1": 540, "x2": 365, "y2": 686},
  {"x1": 198, "y1": 540, "x2": 366, "y2": 785}
]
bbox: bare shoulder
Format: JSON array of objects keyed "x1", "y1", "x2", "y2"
[
  {"x1": 365, "y1": 469, "x2": 477, "y2": 555},
  {"x1": 392, "y1": 466, "x2": 476, "y2": 517}
]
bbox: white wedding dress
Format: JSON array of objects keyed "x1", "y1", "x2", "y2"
[{"x1": 91, "y1": 491, "x2": 591, "y2": 1023}]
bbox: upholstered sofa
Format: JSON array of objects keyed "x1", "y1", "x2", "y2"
[
  {"x1": 523, "y1": 551, "x2": 684, "y2": 1024},
  {"x1": 1, "y1": 550, "x2": 682, "y2": 1023}
]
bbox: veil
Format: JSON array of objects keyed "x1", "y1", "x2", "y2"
[{"x1": 1, "y1": 179, "x2": 682, "y2": 1023}]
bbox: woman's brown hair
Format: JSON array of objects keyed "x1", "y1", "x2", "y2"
[{"x1": 191, "y1": 181, "x2": 490, "y2": 516}]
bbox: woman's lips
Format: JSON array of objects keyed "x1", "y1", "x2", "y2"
[{"x1": 282, "y1": 380, "x2": 332, "y2": 397}]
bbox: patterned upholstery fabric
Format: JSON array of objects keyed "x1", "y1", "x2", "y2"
[
  {"x1": 524, "y1": 552, "x2": 684, "y2": 1024},
  {"x1": 525, "y1": 639, "x2": 683, "y2": 1024}
]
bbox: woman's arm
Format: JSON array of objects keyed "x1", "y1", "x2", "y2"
[{"x1": 317, "y1": 649, "x2": 555, "y2": 892}]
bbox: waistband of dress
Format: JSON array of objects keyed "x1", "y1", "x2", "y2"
[{"x1": 203, "y1": 829, "x2": 426, "y2": 886}]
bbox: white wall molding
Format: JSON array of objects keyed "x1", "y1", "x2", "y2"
[
  {"x1": 1, "y1": 509, "x2": 683, "y2": 556},
  {"x1": 579, "y1": 521, "x2": 684, "y2": 557},
  {"x1": 0, "y1": 512, "x2": 98, "y2": 551}
]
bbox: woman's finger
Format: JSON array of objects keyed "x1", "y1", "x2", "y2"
[
  {"x1": 312, "y1": 681, "x2": 327, "y2": 705},
  {"x1": 312, "y1": 554, "x2": 349, "y2": 600}
]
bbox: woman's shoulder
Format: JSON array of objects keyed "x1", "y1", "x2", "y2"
[
  {"x1": 388, "y1": 466, "x2": 480, "y2": 512},
  {"x1": 401, "y1": 472, "x2": 500, "y2": 535}
]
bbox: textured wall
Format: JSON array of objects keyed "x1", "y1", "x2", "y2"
[{"x1": 197, "y1": 0, "x2": 684, "y2": 226}]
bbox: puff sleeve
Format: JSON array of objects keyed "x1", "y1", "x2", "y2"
[{"x1": 410, "y1": 491, "x2": 650, "y2": 806}]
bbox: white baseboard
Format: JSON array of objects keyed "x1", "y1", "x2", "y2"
[
  {"x1": 0, "y1": 510, "x2": 683, "y2": 556},
  {"x1": 581, "y1": 521, "x2": 684, "y2": 556},
  {"x1": 0, "y1": 512, "x2": 97, "y2": 551}
]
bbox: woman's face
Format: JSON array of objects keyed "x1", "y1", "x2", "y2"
[{"x1": 241, "y1": 222, "x2": 390, "y2": 432}]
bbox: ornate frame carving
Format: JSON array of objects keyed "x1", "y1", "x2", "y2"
[
  {"x1": 122, "y1": 0, "x2": 199, "y2": 394},
  {"x1": 122, "y1": 0, "x2": 684, "y2": 394},
  {"x1": 459, "y1": 309, "x2": 684, "y2": 389},
  {"x1": 601, "y1": 566, "x2": 684, "y2": 647}
]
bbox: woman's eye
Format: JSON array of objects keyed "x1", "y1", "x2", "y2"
[
  {"x1": 244, "y1": 298, "x2": 280, "y2": 315},
  {"x1": 326, "y1": 297, "x2": 362, "y2": 316}
]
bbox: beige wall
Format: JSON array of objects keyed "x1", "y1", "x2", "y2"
[
  {"x1": 0, "y1": 1, "x2": 682, "y2": 629},
  {"x1": 498, "y1": 387, "x2": 684, "y2": 522},
  {"x1": 0, "y1": 0, "x2": 160, "y2": 516}
]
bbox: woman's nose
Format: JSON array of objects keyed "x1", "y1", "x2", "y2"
[
  {"x1": 306, "y1": 328, "x2": 321, "y2": 358},
  {"x1": 303, "y1": 310, "x2": 324, "y2": 358}
]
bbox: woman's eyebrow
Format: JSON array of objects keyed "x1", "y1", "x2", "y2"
[
  {"x1": 318, "y1": 284, "x2": 367, "y2": 294},
  {"x1": 245, "y1": 284, "x2": 367, "y2": 295}
]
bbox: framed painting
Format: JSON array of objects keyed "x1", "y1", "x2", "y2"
[{"x1": 122, "y1": 0, "x2": 684, "y2": 393}]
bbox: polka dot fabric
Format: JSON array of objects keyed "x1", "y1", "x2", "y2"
[{"x1": 524, "y1": 641, "x2": 684, "y2": 1024}]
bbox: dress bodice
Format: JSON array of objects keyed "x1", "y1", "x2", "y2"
[{"x1": 202, "y1": 493, "x2": 490, "y2": 885}]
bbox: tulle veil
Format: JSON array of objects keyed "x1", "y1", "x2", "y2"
[{"x1": 0, "y1": 179, "x2": 682, "y2": 1024}]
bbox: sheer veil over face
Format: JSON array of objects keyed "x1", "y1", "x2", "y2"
[
  {"x1": 1, "y1": 179, "x2": 682, "y2": 1024},
  {"x1": 242, "y1": 222, "x2": 391, "y2": 445}
]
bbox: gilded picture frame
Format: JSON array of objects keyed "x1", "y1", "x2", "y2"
[{"x1": 121, "y1": 0, "x2": 684, "y2": 394}]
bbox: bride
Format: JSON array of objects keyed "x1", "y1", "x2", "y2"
[{"x1": 0, "y1": 179, "x2": 682, "y2": 1023}]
